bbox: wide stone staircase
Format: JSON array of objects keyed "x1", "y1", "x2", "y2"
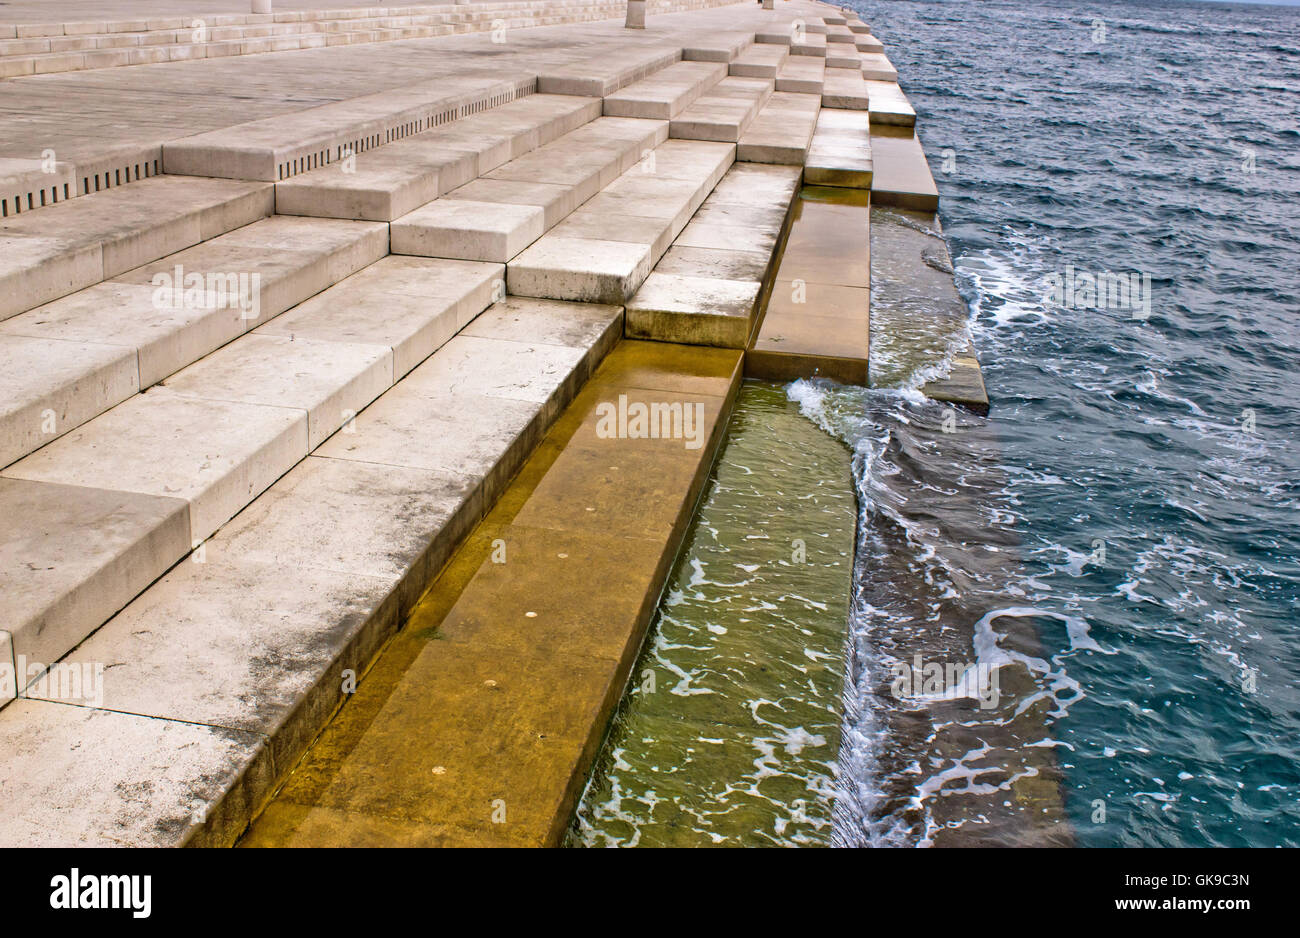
[{"x1": 0, "y1": 3, "x2": 932, "y2": 846}]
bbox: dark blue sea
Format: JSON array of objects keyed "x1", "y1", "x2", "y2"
[{"x1": 795, "y1": 0, "x2": 1300, "y2": 846}]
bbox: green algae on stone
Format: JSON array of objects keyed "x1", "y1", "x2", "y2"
[{"x1": 568, "y1": 382, "x2": 856, "y2": 847}]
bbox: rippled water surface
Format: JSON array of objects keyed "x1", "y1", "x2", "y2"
[
  {"x1": 569, "y1": 384, "x2": 856, "y2": 846},
  {"x1": 825, "y1": 0, "x2": 1300, "y2": 846}
]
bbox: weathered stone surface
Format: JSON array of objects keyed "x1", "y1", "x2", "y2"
[
  {"x1": 3, "y1": 387, "x2": 308, "y2": 543},
  {"x1": 0, "y1": 334, "x2": 138, "y2": 468},
  {"x1": 626, "y1": 271, "x2": 760, "y2": 348},
  {"x1": 391, "y1": 199, "x2": 545, "y2": 263},
  {"x1": 737, "y1": 90, "x2": 821, "y2": 164},
  {"x1": 0, "y1": 477, "x2": 189, "y2": 671},
  {"x1": 161, "y1": 333, "x2": 393, "y2": 450},
  {"x1": 869, "y1": 126, "x2": 940, "y2": 211},
  {"x1": 603, "y1": 61, "x2": 725, "y2": 120},
  {"x1": 0, "y1": 699, "x2": 269, "y2": 847},
  {"x1": 258, "y1": 256, "x2": 501, "y2": 378}
]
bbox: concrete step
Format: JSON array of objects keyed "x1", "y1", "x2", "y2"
[
  {"x1": 737, "y1": 91, "x2": 822, "y2": 165},
  {"x1": 669, "y1": 76, "x2": 773, "y2": 143},
  {"x1": 869, "y1": 126, "x2": 940, "y2": 211},
  {"x1": 804, "y1": 109, "x2": 873, "y2": 188},
  {"x1": 865, "y1": 80, "x2": 917, "y2": 127},
  {"x1": 826, "y1": 46, "x2": 863, "y2": 70},
  {"x1": 859, "y1": 52, "x2": 899, "y2": 82},
  {"x1": 0, "y1": 293, "x2": 624, "y2": 846},
  {"x1": 728, "y1": 42, "x2": 788, "y2": 79},
  {"x1": 537, "y1": 46, "x2": 683, "y2": 97},
  {"x1": 602, "y1": 60, "x2": 727, "y2": 121},
  {"x1": 274, "y1": 94, "x2": 602, "y2": 222},
  {"x1": 682, "y1": 31, "x2": 753, "y2": 63},
  {"x1": 775, "y1": 55, "x2": 825, "y2": 95},
  {"x1": 749, "y1": 187, "x2": 871, "y2": 385},
  {"x1": 391, "y1": 116, "x2": 667, "y2": 262},
  {"x1": 855, "y1": 34, "x2": 885, "y2": 54},
  {"x1": 627, "y1": 161, "x2": 800, "y2": 348},
  {"x1": 847, "y1": 20, "x2": 873, "y2": 36},
  {"x1": 1, "y1": 215, "x2": 386, "y2": 468},
  {"x1": 823, "y1": 14, "x2": 848, "y2": 26},
  {"x1": 237, "y1": 339, "x2": 741, "y2": 848},
  {"x1": 0, "y1": 250, "x2": 500, "y2": 691},
  {"x1": 163, "y1": 74, "x2": 536, "y2": 182},
  {"x1": 0, "y1": 176, "x2": 273, "y2": 322},
  {"x1": 792, "y1": 33, "x2": 828, "y2": 58},
  {"x1": 822, "y1": 68, "x2": 871, "y2": 110},
  {"x1": 826, "y1": 25, "x2": 856, "y2": 44},
  {"x1": 507, "y1": 138, "x2": 735, "y2": 304}
]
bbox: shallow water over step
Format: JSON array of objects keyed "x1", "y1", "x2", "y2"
[{"x1": 568, "y1": 382, "x2": 856, "y2": 847}]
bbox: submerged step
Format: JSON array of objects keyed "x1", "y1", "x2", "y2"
[
  {"x1": 239, "y1": 340, "x2": 743, "y2": 847},
  {"x1": 869, "y1": 206, "x2": 988, "y2": 413},
  {"x1": 748, "y1": 186, "x2": 871, "y2": 385},
  {"x1": 869, "y1": 126, "x2": 940, "y2": 211}
]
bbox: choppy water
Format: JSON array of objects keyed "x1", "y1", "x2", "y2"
[
  {"x1": 569, "y1": 384, "x2": 857, "y2": 846},
  {"x1": 815, "y1": 0, "x2": 1300, "y2": 847}
]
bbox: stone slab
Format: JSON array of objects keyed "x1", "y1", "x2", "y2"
[
  {"x1": 257, "y1": 256, "x2": 501, "y2": 379},
  {"x1": 160, "y1": 333, "x2": 393, "y2": 450},
  {"x1": 390, "y1": 199, "x2": 545, "y2": 263},
  {"x1": 0, "y1": 477, "x2": 190, "y2": 672},
  {"x1": 626, "y1": 271, "x2": 760, "y2": 348},
  {"x1": 2, "y1": 387, "x2": 308, "y2": 543},
  {"x1": 869, "y1": 127, "x2": 939, "y2": 211},
  {"x1": 0, "y1": 334, "x2": 139, "y2": 468}
]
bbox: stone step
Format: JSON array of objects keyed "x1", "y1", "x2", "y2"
[
  {"x1": 1, "y1": 215, "x2": 386, "y2": 469},
  {"x1": 537, "y1": 46, "x2": 683, "y2": 97},
  {"x1": 822, "y1": 68, "x2": 871, "y2": 110},
  {"x1": 0, "y1": 251, "x2": 502, "y2": 691},
  {"x1": 237, "y1": 339, "x2": 741, "y2": 848},
  {"x1": 0, "y1": 293, "x2": 624, "y2": 846},
  {"x1": 682, "y1": 31, "x2": 753, "y2": 63},
  {"x1": 0, "y1": 175, "x2": 272, "y2": 322},
  {"x1": 823, "y1": 14, "x2": 848, "y2": 26},
  {"x1": 737, "y1": 91, "x2": 822, "y2": 165},
  {"x1": 826, "y1": 25, "x2": 856, "y2": 44},
  {"x1": 855, "y1": 34, "x2": 885, "y2": 54},
  {"x1": 792, "y1": 33, "x2": 828, "y2": 59},
  {"x1": 391, "y1": 116, "x2": 667, "y2": 262},
  {"x1": 274, "y1": 94, "x2": 602, "y2": 222},
  {"x1": 626, "y1": 162, "x2": 800, "y2": 348},
  {"x1": 507, "y1": 138, "x2": 735, "y2": 304},
  {"x1": 865, "y1": 80, "x2": 917, "y2": 127},
  {"x1": 869, "y1": 126, "x2": 940, "y2": 211},
  {"x1": 804, "y1": 109, "x2": 873, "y2": 188},
  {"x1": 163, "y1": 74, "x2": 537, "y2": 182},
  {"x1": 859, "y1": 52, "x2": 899, "y2": 82},
  {"x1": 847, "y1": 20, "x2": 873, "y2": 36},
  {"x1": 826, "y1": 46, "x2": 863, "y2": 70},
  {"x1": 602, "y1": 60, "x2": 727, "y2": 121},
  {"x1": 669, "y1": 76, "x2": 773, "y2": 143},
  {"x1": 748, "y1": 187, "x2": 871, "y2": 385},
  {"x1": 728, "y1": 42, "x2": 788, "y2": 79},
  {"x1": 775, "y1": 55, "x2": 825, "y2": 95}
]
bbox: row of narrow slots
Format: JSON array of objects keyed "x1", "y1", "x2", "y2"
[
  {"x1": 274, "y1": 81, "x2": 538, "y2": 181},
  {"x1": 1, "y1": 158, "x2": 162, "y2": 217}
]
